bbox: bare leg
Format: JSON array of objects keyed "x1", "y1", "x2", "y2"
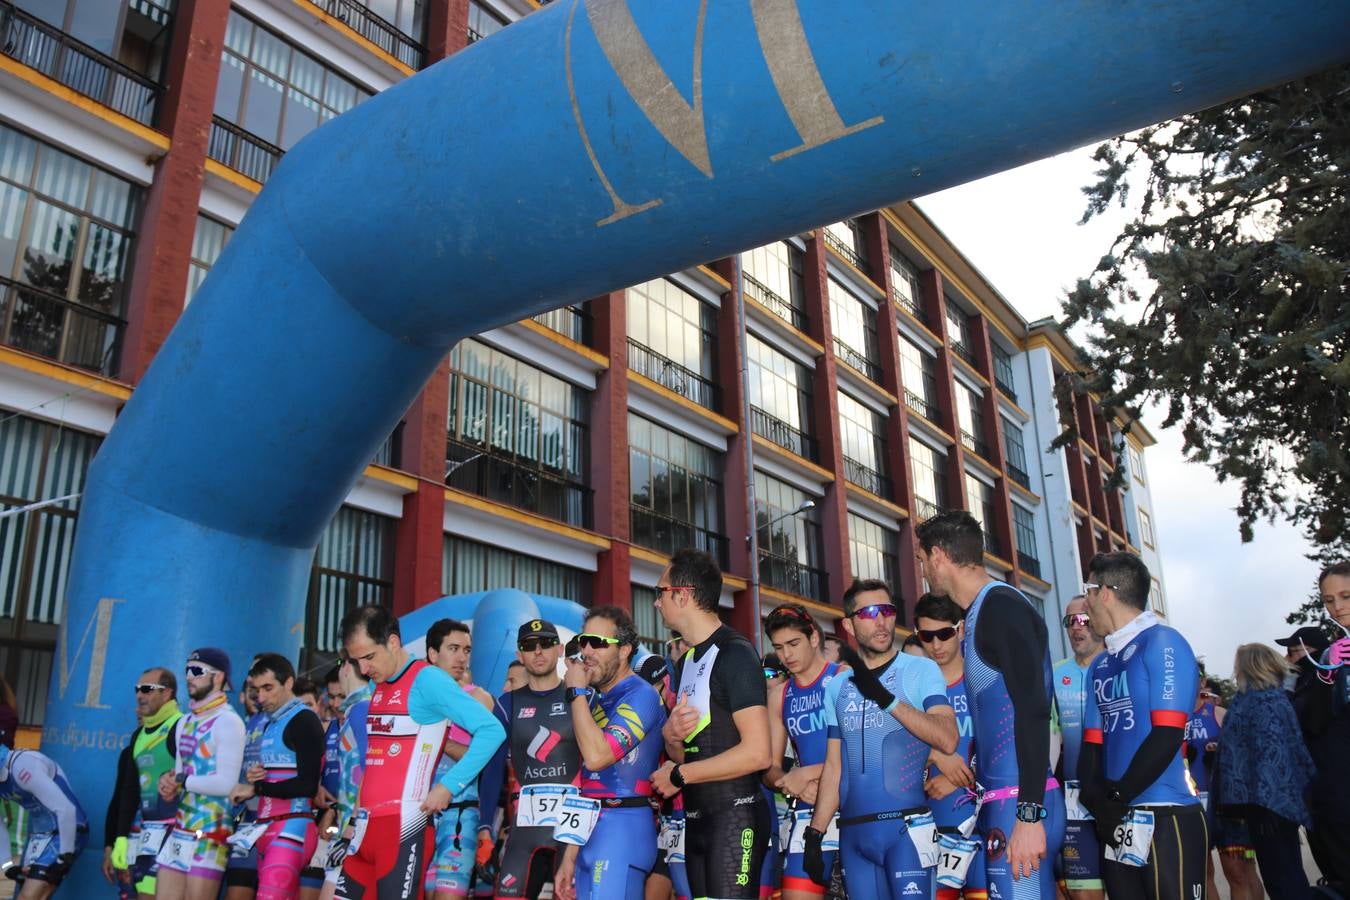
[{"x1": 1220, "y1": 850, "x2": 1265, "y2": 900}]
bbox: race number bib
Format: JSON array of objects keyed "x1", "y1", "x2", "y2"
[
  {"x1": 902, "y1": 809, "x2": 940, "y2": 868},
  {"x1": 658, "y1": 816, "x2": 686, "y2": 863},
  {"x1": 137, "y1": 822, "x2": 172, "y2": 860},
  {"x1": 347, "y1": 809, "x2": 371, "y2": 857},
  {"x1": 552, "y1": 796, "x2": 602, "y2": 846},
  {"x1": 226, "y1": 821, "x2": 269, "y2": 855},
  {"x1": 1064, "y1": 779, "x2": 1092, "y2": 821},
  {"x1": 21, "y1": 833, "x2": 52, "y2": 866},
  {"x1": 157, "y1": 830, "x2": 196, "y2": 869},
  {"x1": 787, "y1": 809, "x2": 839, "y2": 854},
  {"x1": 517, "y1": 784, "x2": 580, "y2": 828},
  {"x1": 1106, "y1": 809, "x2": 1154, "y2": 867},
  {"x1": 935, "y1": 832, "x2": 981, "y2": 888}
]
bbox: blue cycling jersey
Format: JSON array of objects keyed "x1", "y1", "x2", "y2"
[
  {"x1": 321, "y1": 716, "x2": 341, "y2": 799},
  {"x1": 823, "y1": 651, "x2": 947, "y2": 818},
  {"x1": 1053, "y1": 657, "x2": 1094, "y2": 780},
  {"x1": 1084, "y1": 620, "x2": 1200, "y2": 806},
  {"x1": 579, "y1": 674, "x2": 666, "y2": 798},
  {"x1": 927, "y1": 675, "x2": 975, "y2": 829},
  {"x1": 1184, "y1": 702, "x2": 1221, "y2": 794},
  {"x1": 782, "y1": 662, "x2": 838, "y2": 772}
]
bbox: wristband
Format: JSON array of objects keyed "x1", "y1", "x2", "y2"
[{"x1": 669, "y1": 764, "x2": 686, "y2": 789}]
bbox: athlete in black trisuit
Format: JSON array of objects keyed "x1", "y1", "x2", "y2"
[{"x1": 650, "y1": 548, "x2": 773, "y2": 900}]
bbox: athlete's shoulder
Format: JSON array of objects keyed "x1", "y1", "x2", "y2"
[{"x1": 1053, "y1": 656, "x2": 1076, "y2": 674}]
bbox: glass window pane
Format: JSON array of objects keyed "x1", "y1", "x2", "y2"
[
  {"x1": 35, "y1": 148, "x2": 90, "y2": 209},
  {"x1": 243, "y1": 70, "x2": 286, "y2": 144},
  {"x1": 19, "y1": 201, "x2": 79, "y2": 295},
  {"x1": 0, "y1": 127, "x2": 37, "y2": 185},
  {"x1": 215, "y1": 53, "x2": 247, "y2": 121},
  {"x1": 280, "y1": 87, "x2": 322, "y2": 150},
  {"x1": 78, "y1": 224, "x2": 127, "y2": 312},
  {"x1": 0, "y1": 183, "x2": 29, "y2": 279}
]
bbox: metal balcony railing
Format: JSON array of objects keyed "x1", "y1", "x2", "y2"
[
  {"x1": 904, "y1": 389, "x2": 941, "y2": 424},
  {"x1": 994, "y1": 374, "x2": 1018, "y2": 402},
  {"x1": 0, "y1": 0, "x2": 162, "y2": 125},
  {"x1": 750, "y1": 406, "x2": 817, "y2": 462},
  {"x1": 743, "y1": 273, "x2": 807, "y2": 332},
  {"x1": 833, "y1": 337, "x2": 882, "y2": 384},
  {"x1": 208, "y1": 117, "x2": 283, "y2": 184},
  {"x1": 890, "y1": 284, "x2": 927, "y2": 326},
  {"x1": 627, "y1": 339, "x2": 720, "y2": 411},
  {"x1": 446, "y1": 438, "x2": 592, "y2": 528},
  {"x1": 822, "y1": 228, "x2": 867, "y2": 274},
  {"x1": 531, "y1": 304, "x2": 591, "y2": 344},
  {"x1": 914, "y1": 497, "x2": 940, "y2": 522},
  {"x1": 843, "y1": 455, "x2": 891, "y2": 499},
  {"x1": 0, "y1": 278, "x2": 122, "y2": 375},
  {"x1": 984, "y1": 529, "x2": 1001, "y2": 557},
  {"x1": 960, "y1": 429, "x2": 990, "y2": 461},
  {"x1": 1017, "y1": 551, "x2": 1042, "y2": 579},
  {"x1": 630, "y1": 505, "x2": 729, "y2": 568},
  {"x1": 466, "y1": 26, "x2": 483, "y2": 42},
  {"x1": 950, "y1": 340, "x2": 978, "y2": 367},
  {"x1": 323, "y1": 0, "x2": 426, "y2": 69},
  {"x1": 1007, "y1": 463, "x2": 1031, "y2": 490},
  {"x1": 759, "y1": 552, "x2": 826, "y2": 602}
]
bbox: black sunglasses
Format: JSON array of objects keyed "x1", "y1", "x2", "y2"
[
  {"x1": 134, "y1": 683, "x2": 169, "y2": 695},
  {"x1": 917, "y1": 626, "x2": 958, "y2": 643},
  {"x1": 518, "y1": 638, "x2": 560, "y2": 652},
  {"x1": 576, "y1": 633, "x2": 621, "y2": 651}
]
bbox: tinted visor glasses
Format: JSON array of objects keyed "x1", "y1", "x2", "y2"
[
  {"x1": 847, "y1": 603, "x2": 897, "y2": 621},
  {"x1": 917, "y1": 626, "x2": 958, "y2": 643}
]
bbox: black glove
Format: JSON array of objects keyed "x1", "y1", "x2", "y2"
[
  {"x1": 839, "y1": 645, "x2": 896, "y2": 710},
  {"x1": 1, "y1": 861, "x2": 18, "y2": 881},
  {"x1": 1089, "y1": 783, "x2": 1130, "y2": 847},
  {"x1": 803, "y1": 826, "x2": 827, "y2": 886},
  {"x1": 48, "y1": 852, "x2": 75, "y2": 880}
]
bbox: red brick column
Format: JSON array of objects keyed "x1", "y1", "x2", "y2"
[
  {"x1": 921, "y1": 269, "x2": 969, "y2": 511},
  {"x1": 590, "y1": 292, "x2": 632, "y2": 612},
  {"x1": 970, "y1": 314, "x2": 1017, "y2": 584},
  {"x1": 391, "y1": 359, "x2": 451, "y2": 612},
  {"x1": 118, "y1": 0, "x2": 231, "y2": 382},
  {"x1": 426, "y1": 0, "x2": 471, "y2": 61}
]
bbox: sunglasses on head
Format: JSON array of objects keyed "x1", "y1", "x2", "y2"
[
  {"x1": 135, "y1": 683, "x2": 169, "y2": 695},
  {"x1": 576, "y1": 633, "x2": 620, "y2": 650},
  {"x1": 763, "y1": 667, "x2": 785, "y2": 680},
  {"x1": 184, "y1": 664, "x2": 217, "y2": 678},
  {"x1": 1062, "y1": 613, "x2": 1091, "y2": 628},
  {"x1": 917, "y1": 626, "x2": 958, "y2": 643},
  {"x1": 518, "y1": 638, "x2": 559, "y2": 652},
  {"x1": 847, "y1": 603, "x2": 897, "y2": 621}
]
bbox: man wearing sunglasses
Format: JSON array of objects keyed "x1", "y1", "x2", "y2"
[
  {"x1": 650, "y1": 547, "x2": 772, "y2": 900},
  {"x1": 1052, "y1": 597, "x2": 1105, "y2": 900},
  {"x1": 475, "y1": 618, "x2": 581, "y2": 900},
  {"x1": 155, "y1": 647, "x2": 247, "y2": 900},
  {"x1": 914, "y1": 592, "x2": 985, "y2": 900},
  {"x1": 806, "y1": 579, "x2": 958, "y2": 899},
  {"x1": 553, "y1": 607, "x2": 665, "y2": 900},
  {"x1": 913, "y1": 511, "x2": 1064, "y2": 900}
]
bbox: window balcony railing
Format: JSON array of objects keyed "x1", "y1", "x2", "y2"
[
  {"x1": 531, "y1": 304, "x2": 591, "y2": 345},
  {"x1": 743, "y1": 273, "x2": 807, "y2": 332},
  {"x1": 843, "y1": 455, "x2": 891, "y2": 499},
  {"x1": 949, "y1": 339, "x2": 978, "y2": 368},
  {"x1": 1007, "y1": 463, "x2": 1031, "y2": 490},
  {"x1": 822, "y1": 228, "x2": 867, "y2": 274},
  {"x1": 630, "y1": 505, "x2": 729, "y2": 569},
  {"x1": 1, "y1": 278, "x2": 122, "y2": 375},
  {"x1": 750, "y1": 406, "x2": 817, "y2": 462},
  {"x1": 890, "y1": 284, "x2": 927, "y2": 326},
  {"x1": 1017, "y1": 551, "x2": 1042, "y2": 579},
  {"x1": 466, "y1": 26, "x2": 483, "y2": 42},
  {"x1": 960, "y1": 429, "x2": 990, "y2": 461},
  {"x1": 833, "y1": 337, "x2": 882, "y2": 384},
  {"x1": 994, "y1": 374, "x2": 1018, "y2": 403},
  {"x1": 904, "y1": 389, "x2": 941, "y2": 425},
  {"x1": 208, "y1": 116, "x2": 283, "y2": 184},
  {"x1": 759, "y1": 551, "x2": 826, "y2": 602},
  {"x1": 0, "y1": 0, "x2": 162, "y2": 125},
  {"x1": 323, "y1": 0, "x2": 427, "y2": 69},
  {"x1": 914, "y1": 496, "x2": 940, "y2": 522},
  {"x1": 446, "y1": 438, "x2": 592, "y2": 528},
  {"x1": 984, "y1": 529, "x2": 1001, "y2": 557},
  {"x1": 627, "y1": 339, "x2": 720, "y2": 411}
]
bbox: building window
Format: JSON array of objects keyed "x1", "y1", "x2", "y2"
[
  {"x1": 531, "y1": 304, "x2": 590, "y2": 344},
  {"x1": 755, "y1": 471, "x2": 824, "y2": 601},
  {"x1": 746, "y1": 333, "x2": 815, "y2": 460},
  {"x1": 211, "y1": 11, "x2": 371, "y2": 181},
  {"x1": 625, "y1": 277, "x2": 720, "y2": 410},
  {"x1": 945, "y1": 296, "x2": 975, "y2": 365},
  {"x1": 909, "y1": 437, "x2": 947, "y2": 521},
  {"x1": 889, "y1": 249, "x2": 925, "y2": 323},
  {"x1": 899, "y1": 337, "x2": 940, "y2": 423},
  {"x1": 446, "y1": 338, "x2": 590, "y2": 527},
  {"x1": 1012, "y1": 504, "x2": 1040, "y2": 578},
  {"x1": 839, "y1": 392, "x2": 888, "y2": 497},
  {"x1": 965, "y1": 474, "x2": 998, "y2": 556},
  {"x1": 0, "y1": 123, "x2": 140, "y2": 375},
  {"x1": 304, "y1": 505, "x2": 395, "y2": 663},
  {"x1": 0, "y1": 414, "x2": 100, "y2": 725},
  {"x1": 185, "y1": 215, "x2": 233, "y2": 305},
  {"x1": 822, "y1": 219, "x2": 867, "y2": 271},
  {"x1": 848, "y1": 513, "x2": 898, "y2": 586},
  {"x1": 1129, "y1": 445, "x2": 1145, "y2": 484},
  {"x1": 1138, "y1": 508, "x2": 1155, "y2": 548},
  {"x1": 954, "y1": 382, "x2": 987, "y2": 459},
  {"x1": 743, "y1": 240, "x2": 806, "y2": 330},
  {"x1": 467, "y1": 0, "x2": 507, "y2": 42},
  {"x1": 827, "y1": 279, "x2": 880, "y2": 382},
  {"x1": 442, "y1": 535, "x2": 589, "y2": 603},
  {"x1": 341, "y1": 0, "x2": 428, "y2": 63},
  {"x1": 1149, "y1": 578, "x2": 1165, "y2": 616},
  {"x1": 1003, "y1": 418, "x2": 1029, "y2": 488},
  {"x1": 629, "y1": 414, "x2": 726, "y2": 566},
  {"x1": 631, "y1": 585, "x2": 675, "y2": 654},
  {"x1": 992, "y1": 342, "x2": 1016, "y2": 399}
]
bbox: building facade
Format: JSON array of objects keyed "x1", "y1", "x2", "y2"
[{"x1": 0, "y1": 0, "x2": 1166, "y2": 733}]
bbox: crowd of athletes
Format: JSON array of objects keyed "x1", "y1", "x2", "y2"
[{"x1": 0, "y1": 510, "x2": 1347, "y2": 900}]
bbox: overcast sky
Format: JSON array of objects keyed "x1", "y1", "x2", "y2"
[{"x1": 913, "y1": 146, "x2": 1320, "y2": 678}]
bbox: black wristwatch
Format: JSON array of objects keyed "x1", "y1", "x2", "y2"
[
  {"x1": 1015, "y1": 801, "x2": 1047, "y2": 823},
  {"x1": 565, "y1": 687, "x2": 591, "y2": 704},
  {"x1": 669, "y1": 764, "x2": 686, "y2": 789}
]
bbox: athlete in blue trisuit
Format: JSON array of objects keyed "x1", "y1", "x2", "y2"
[
  {"x1": 553, "y1": 607, "x2": 666, "y2": 900},
  {"x1": 0, "y1": 744, "x2": 88, "y2": 898},
  {"x1": 762, "y1": 604, "x2": 839, "y2": 900},
  {"x1": 1079, "y1": 552, "x2": 1205, "y2": 900},
  {"x1": 915, "y1": 511, "x2": 1066, "y2": 899},
  {"x1": 914, "y1": 593, "x2": 987, "y2": 900},
  {"x1": 806, "y1": 579, "x2": 959, "y2": 899},
  {"x1": 1052, "y1": 596, "x2": 1106, "y2": 900}
]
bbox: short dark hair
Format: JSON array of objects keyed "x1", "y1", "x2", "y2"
[
  {"x1": 427, "y1": 618, "x2": 471, "y2": 654},
  {"x1": 506, "y1": 660, "x2": 524, "y2": 672},
  {"x1": 293, "y1": 677, "x2": 318, "y2": 699},
  {"x1": 143, "y1": 667, "x2": 177, "y2": 696},
  {"x1": 765, "y1": 603, "x2": 816, "y2": 640},
  {"x1": 325, "y1": 664, "x2": 342, "y2": 687},
  {"x1": 667, "y1": 548, "x2": 723, "y2": 613},
  {"x1": 914, "y1": 510, "x2": 984, "y2": 567},
  {"x1": 913, "y1": 593, "x2": 964, "y2": 626},
  {"x1": 1319, "y1": 561, "x2": 1350, "y2": 592},
  {"x1": 248, "y1": 652, "x2": 295, "y2": 684},
  {"x1": 821, "y1": 634, "x2": 842, "y2": 648},
  {"x1": 901, "y1": 633, "x2": 922, "y2": 651},
  {"x1": 585, "y1": 606, "x2": 638, "y2": 651},
  {"x1": 341, "y1": 604, "x2": 400, "y2": 646},
  {"x1": 1088, "y1": 552, "x2": 1151, "y2": 611},
  {"x1": 842, "y1": 578, "x2": 893, "y2": 616}
]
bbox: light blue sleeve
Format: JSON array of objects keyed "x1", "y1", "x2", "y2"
[
  {"x1": 409, "y1": 667, "x2": 506, "y2": 796},
  {"x1": 822, "y1": 672, "x2": 847, "y2": 729},
  {"x1": 903, "y1": 655, "x2": 950, "y2": 711}
]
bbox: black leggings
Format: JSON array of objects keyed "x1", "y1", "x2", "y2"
[
  {"x1": 684, "y1": 795, "x2": 771, "y2": 900},
  {"x1": 1246, "y1": 808, "x2": 1311, "y2": 900},
  {"x1": 1102, "y1": 803, "x2": 1208, "y2": 900}
]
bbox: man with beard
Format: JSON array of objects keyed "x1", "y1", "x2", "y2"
[
  {"x1": 1053, "y1": 596, "x2": 1104, "y2": 900},
  {"x1": 806, "y1": 579, "x2": 957, "y2": 899},
  {"x1": 553, "y1": 607, "x2": 665, "y2": 899}
]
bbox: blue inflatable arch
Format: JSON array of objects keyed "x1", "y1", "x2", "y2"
[{"x1": 45, "y1": 0, "x2": 1350, "y2": 889}]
